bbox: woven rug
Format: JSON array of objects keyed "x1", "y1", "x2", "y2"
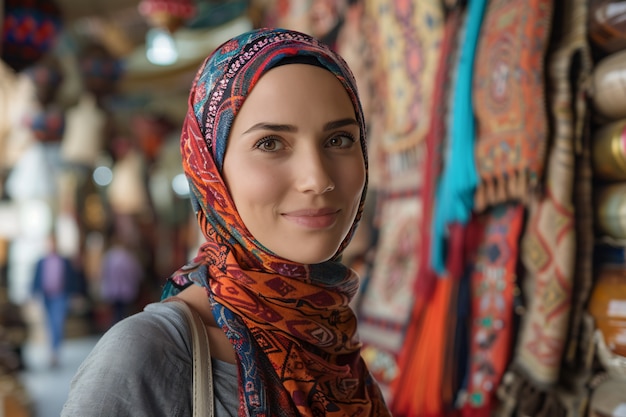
[
  {"x1": 496, "y1": 0, "x2": 591, "y2": 415},
  {"x1": 357, "y1": 193, "x2": 422, "y2": 403},
  {"x1": 416, "y1": 5, "x2": 463, "y2": 313},
  {"x1": 472, "y1": 0, "x2": 554, "y2": 211},
  {"x1": 388, "y1": 8, "x2": 465, "y2": 416},
  {"x1": 461, "y1": 203, "x2": 525, "y2": 417},
  {"x1": 364, "y1": 0, "x2": 443, "y2": 192}
]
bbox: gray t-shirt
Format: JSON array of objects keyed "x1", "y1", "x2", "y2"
[{"x1": 62, "y1": 302, "x2": 239, "y2": 416}]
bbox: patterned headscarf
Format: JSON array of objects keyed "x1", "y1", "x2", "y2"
[{"x1": 162, "y1": 28, "x2": 390, "y2": 416}]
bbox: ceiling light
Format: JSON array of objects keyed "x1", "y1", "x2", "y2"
[{"x1": 146, "y1": 28, "x2": 178, "y2": 66}]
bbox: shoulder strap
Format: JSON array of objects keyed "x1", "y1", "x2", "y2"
[{"x1": 164, "y1": 298, "x2": 215, "y2": 417}]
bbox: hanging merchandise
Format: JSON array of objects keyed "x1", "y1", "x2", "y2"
[
  {"x1": 20, "y1": 56, "x2": 64, "y2": 107},
  {"x1": 431, "y1": 0, "x2": 487, "y2": 275},
  {"x1": 0, "y1": 61, "x2": 17, "y2": 169},
  {"x1": 0, "y1": 64, "x2": 39, "y2": 171},
  {"x1": 357, "y1": 194, "x2": 422, "y2": 401},
  {"x1": 355, "y1": 0, "x2": 445, "y2": 408},
  {"x1": 131, "y1": 112, "x2": 175, "y2": 163},
  {"x1": 78, "y1": 42, "x2": 124, "y2": 101},
  {"x1": 138, "y1": 0, "x2": 196, "y2": 33},
  {"x1": 107, "y1": 149, "x2": 151, "y2": 216},
  {"x1": 60, "y1": 93, "x2": 107, "y2": 168},
  {"x1": 589, "y1": 304, "x2": 626, "y2": 417},
  {"x1": 461, "y1": 204, "x2": 524, "y2": 417},
  {"x1": 391, "y1": 271, "x2": 458, "y2": 417},
  {"x1": 364, "y1": 0, "x2": 444, "y2": 189},
  {"x1": 591, "y1": 119, "x2": 626, "y2": 181},
  {"x1": 589, "y1": 0, "x2": 626, "y2": 55},
  {"x1": 596, "y1": 183, "x2": 626, "y2": 240},
  {"x1": 589, "y1": 266, "x2": 626, "y2": 358},
  {"x1": 1, "y1": 0, "x2": 62, "y2": 72},
  {"x1": 590, "y1": 50, "x2": 626, "y2": 121},
  {"x1": 22, "y1": 106, "x2": 65, "y2": 143},
  {"x1": 472, "y1": 0, "x2": 554, "y2": 211},
  {"x1": 389, "y1": 8, "x2": 465, "y2": 415},
  {"x1": 19, "y1": 57, "x2": 66, "y2": 144},
  {"x1": 496, "y1": 1, "x2": 592, "y2": 415}
]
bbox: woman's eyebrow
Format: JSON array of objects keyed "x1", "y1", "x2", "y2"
[
  {"x1": 243, "y1": 123, "x2": 297, "y2": 134},
  {"x1": 243, "y1": 118, "x2": 358, "y2": 134},
  {"x1": 323, "y1": 118, "x2": 359, "y2": 131}
]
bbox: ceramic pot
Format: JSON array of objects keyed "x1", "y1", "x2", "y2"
[
  {"x1": 592, "y1": 119, "x2": 626, "y2": 180},
  {"x1": 591, "y1": 50, "x2": 626, "y2": 120},
  {"x1": 589, "y1": 266, "x2": 626, "y2": 357}
]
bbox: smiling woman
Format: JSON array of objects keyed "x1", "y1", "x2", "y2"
[
  {"x1": 63, "y1": 27, "x2": 391, "y2": 417},
  {"x1": 223, "y1": 63, "x2": 366, "y2": 265}
]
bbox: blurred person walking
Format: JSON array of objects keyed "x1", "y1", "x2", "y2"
[
  {"x1": 31, "y1": 234, "x2": 80, "y2": 368},
  {"x1": 99, "y1": 235, "x2": 144, "y2": 327}
]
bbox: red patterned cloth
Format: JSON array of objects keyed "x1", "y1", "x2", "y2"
[
  {"x1": 462, "y1": 203, "x2": 525, "y2": 417},
  {"x1": 473, "y1": 0, "x2": 554, "y2": 211},
  {"x1": 496, "y1": 0, "x2": 591, "y2": 414},
  {"x1": 389, "y1": 8, "x2": 465, "y2": 416}
]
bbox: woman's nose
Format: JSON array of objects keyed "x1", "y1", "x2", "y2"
[{"x1": 294, "y1": 149, "x2": 335, "y2": 194}]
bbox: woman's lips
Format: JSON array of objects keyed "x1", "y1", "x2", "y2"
[{"x1": 282, "y1": 208, "x2": 340, "y2": 229}]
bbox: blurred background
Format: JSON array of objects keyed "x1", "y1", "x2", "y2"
[
  {"x1": 0, "y1": 1, "x2": 260, "y2": 416},
  {"x1": 3, "y1": 0, "x2": 626, "y2": 417}
]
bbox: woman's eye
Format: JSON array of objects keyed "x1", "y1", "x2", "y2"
[
  {"x1": 254, "y1": 137, "x2": 283, "y2": 152},
  {"x1": 327, "y1": 134, "x2": 356, "y2": 148}
]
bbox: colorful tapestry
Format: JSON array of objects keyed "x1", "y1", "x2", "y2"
[
  {"x1": 416, "y1": 5, "x2": 464, "y2": 313},
  {"x1": 461, "y1": 203, "x2": 525, "y2": 417},
  {"x1": 357, "y1": 193, "x2": 422, "y2": 402},
  {"x1": 497, "y1": 1, "x2": 590, "y2": 414},
  {"x1": 383, "y1": 8, "x2": 465, "y2": 415},
  {"x1": 364, "y1": 0, "x2": 443, "y2": 190},
  {"x1": 473, "y1": 0, "x2": 554, "y2": 211},
  {"x1": 431, "y1": 0, "x2": 486, "y2": 274}
]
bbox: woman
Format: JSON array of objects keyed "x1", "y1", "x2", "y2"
[{"x1": 62, "y1": 27, "x2": 391, "y2": 416}]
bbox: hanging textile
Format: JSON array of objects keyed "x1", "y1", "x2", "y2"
[
  {"x1": 364, "y1": 0, "x2": 443, "y2": 190},
  {"x1": 431, "y1": 0, "x2": 486, "y2": 275},
  {"x1": 496, "y1": 0, "x2": 591, "y2": 414},
  {"x1": 390, "y1": 274, "x2": 457, "y2": 417},
  {"x1": 461, "y1": 203, "x2": 525, "y2": 417},
  {"x1": 60, "y1": 93, "x2": 107, "y2": 168},
  {"x1": 388, "y1": 7, "x2": 465, "y2": 416},
  {"x1": 416, "y1": 6, "x2": 463, "y2": 308},
  {"x1": 358, "y1": 193, "x2": 423, "y2": 402},
  {"x1": 472, "y1": 0, "x2": 553, "y2": 211}
]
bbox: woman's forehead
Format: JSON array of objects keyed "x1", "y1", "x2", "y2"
[{"x1": 233, "y1": 64, "x2": 357, "y2": 121}]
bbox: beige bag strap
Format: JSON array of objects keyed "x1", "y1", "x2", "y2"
[{"x1": 165, "y1": 298, "x2": 214, "y2": 417}]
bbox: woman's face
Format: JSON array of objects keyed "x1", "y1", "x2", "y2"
[{"x1": 222, "y1": 64, "x2": 365, "y2": 264}]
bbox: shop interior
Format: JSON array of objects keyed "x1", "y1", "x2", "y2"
[{"x1": 1, "y1": 0, "x2": 626, "y2": 416}]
